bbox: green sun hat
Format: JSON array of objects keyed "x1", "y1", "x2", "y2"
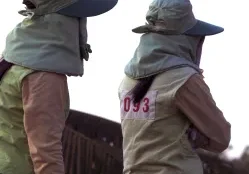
[{"x1": 132, "y1": 0, "x2": 224, "y2": 36}]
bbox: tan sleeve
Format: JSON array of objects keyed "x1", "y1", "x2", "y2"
[
  {"x1": 175, "y1": 74, "x2": 231, "y2": 153},
  {"x1": 22, "y1": 72, "x2": 68, "y2": 174}
]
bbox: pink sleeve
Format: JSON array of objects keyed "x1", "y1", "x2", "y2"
[
  {"x1": 175, "y1": 74, "x2": 231, "y2": 153},
  {"x1": 22, "y1": 72, "x2": 68, "y2": 174}
]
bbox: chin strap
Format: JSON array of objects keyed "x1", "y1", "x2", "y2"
[
  {"x1": 79, "y1": 17, "x2": 92, "y2": 61},
  {"x1": 80, "y1": 44, "x2": 92, "y2": 61},
  {"x1": 19, "y1": 0, "x2": 36, "y2": 17}
]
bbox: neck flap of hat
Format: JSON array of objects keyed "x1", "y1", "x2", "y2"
[{"x1": 124, "y1": 33, "x2": 202, "y2": 79}]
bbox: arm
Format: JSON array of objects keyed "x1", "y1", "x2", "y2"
[
  {"x1": 22, "y1": 72, "x2": 68, "y2": 174},
  {"x1": 175, "y1": 74, "x2": 231, "y2": 153}
]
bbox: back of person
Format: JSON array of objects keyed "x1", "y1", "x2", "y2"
[{"x1": 119, "y1": 67, "x2": 203, "y2": 174}]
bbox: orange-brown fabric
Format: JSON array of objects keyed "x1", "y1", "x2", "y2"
[
  {"x1": 22, "y1": 72, "x2": 69, "y2": 174},
  {"x1": 175, "y1": 74, "x2": 231, "y2": 153}
]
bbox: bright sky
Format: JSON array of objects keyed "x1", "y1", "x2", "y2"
[{"x1": 0, "y1": 0, "x2": 248, "y2": 158}]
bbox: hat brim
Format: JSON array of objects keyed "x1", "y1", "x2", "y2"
[
  {"x1": 132, "y1": 24, "x2": 180, "y2": 35},
  {"x1": 57, "y1": 0, "x2": 118, "y2": 17},
  {"x1": 132, "y1": 20, "x2": 224, "y2": 36},
  {"x1": 184, "y1": 20, "x2": 224, "y2": 36}
]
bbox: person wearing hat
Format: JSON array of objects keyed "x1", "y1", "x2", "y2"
[
  {"x1": 118, "y1": 0, "x2": 231, "y2": 173},
  {"x1": 0, "y1": 0, "x2": 118, "y2": 173}
]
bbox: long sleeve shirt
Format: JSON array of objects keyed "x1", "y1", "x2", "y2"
[{"x1": 175, "y1": 74, "x2": 231, "y2": 153}]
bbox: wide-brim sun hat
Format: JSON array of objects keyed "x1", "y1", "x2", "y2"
[
  {"x1": 132, "y1": 0, "x2": 224, "y2": 36},
  {"x1": 58, "y1": 0, "x2": 119, "y2": 17}
]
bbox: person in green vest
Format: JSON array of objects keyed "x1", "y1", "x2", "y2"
[
  {"x1": 118, "y1": 0, "x2": 231, "y2": 174},
  {"x1": 0, "y1": 0, "x2": 118, "y2": 173}
]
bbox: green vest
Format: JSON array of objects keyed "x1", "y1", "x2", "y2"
[
  {"x1": 0, "y1": 66, "x2": 34, "y2": 174},
  {"x1": 119, "y1": 67, "x2": 203, "y2": 174},
  {"x1": 0, "y1": 65, "x2": 70, "y2": 174}
]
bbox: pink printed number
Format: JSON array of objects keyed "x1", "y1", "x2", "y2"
[
  {"x1": 143, "y1": 98, "x2": 149, "y2": 112},
  {"x1": 123, "y1": 97, "x2": 150, "y2": 113},
  {"x1": 124, "y1": 97, "x2": 131, "y2": 112},
  {"x1": 133, "y1": 102, "x2": 140, "y2": 112}
]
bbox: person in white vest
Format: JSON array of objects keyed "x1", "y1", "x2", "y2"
[
  {"x1": 0, "y1": 0, "x2": 118, "y2": 173},
  {"x1": 118, "y1": 0, "x2": 231, "y2": 174}
]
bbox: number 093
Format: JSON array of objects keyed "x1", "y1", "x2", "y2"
[{"x1": 123, "y1": 97, "x2": 149, "y2": 113}]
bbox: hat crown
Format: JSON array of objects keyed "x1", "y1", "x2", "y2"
[{"x1": 146, "y1": 0, "x2": 197, "y2": 33}]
